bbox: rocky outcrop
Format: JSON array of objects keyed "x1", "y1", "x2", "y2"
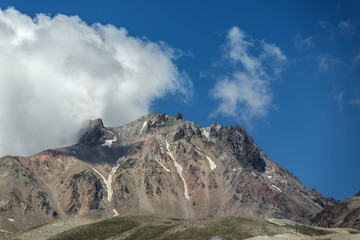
[
  {"x1": 78, "y1": 118, "x2": 106, "y2": 146},
  {"x1": 0, "y1": 113, "x2": 334, "y2": 233},
  {"x1": 309, "y1": 186, "x2": 339, "y2": 208},
  {"x1": 311, "y1": 190, "x2": 360, "y2": 230},
  {"x1": 210, "y1": 124, "x2": 266, "y2": 172}
]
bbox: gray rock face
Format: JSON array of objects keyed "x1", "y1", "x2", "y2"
[{"x1": 0, "y1": 113, "x2": 332, "y2": 233}]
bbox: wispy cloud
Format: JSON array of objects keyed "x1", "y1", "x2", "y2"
[
  {"x1": 294, "y1": 33, "x2": 315, "y2": 50},
  {"x1": 210, "y1": 27, "x2": 286, "y2": 124},
  {"x1": 334, "y1": 91, "x2": 345, "y2": 113},
  {"x1": 317, "y1": 20, "x2": 335, "y2": 38},
  {"x1": 317, "y1": 20, "x2": 333, "y2": 29},
  {"x1": 0, "y1": 8, "x2": 192, "y2": 156},
  {"x1": 317, "y1": 19, "x2": 358, "y2": 38},
  {"x1": 316, "y1": 54, "x2": 342, "y2": 72},
  {"x1": 349, "y1": 98, "x2": 360, "y2": 106},
  {"x1": 355, "y1": 53, "x2": 360, "y2": 62},
  {"x1": 338, "y1": 19, "x2": 357, "y2": 36}
]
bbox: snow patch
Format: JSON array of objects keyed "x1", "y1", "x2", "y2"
[
  {"x1": 154, "y1": 157, "x2": 170, "y2": 172},
  {"x1": 89, "y1": 166, "x2": 107, "y2": 183},
  {"x1": 165, "y1": 140, "x2": 189, "y2": 200},
  {"x1": 106, "y1": 157, "x2": 124, "y2": 201},
  {"x1": 267, "y1": 175, "x2": 272, "y2": 179},
  {"x1": 102, "y1": 131, "x2": 117, "y2": 148},
  {"x1": 88, "y1": 157, "x2": 124, "y2": 202},
  {"x1": 139, "y1": 121, "x2": 148, "y2": 134},
  {"x1": 113, "y1": 209, "x2": 119, "y2": 216},
  {"x1": 206, "y1": 156, "x2": 217, "y2": 171},
  {"x1": 272, "y1": 185, "x2": 282, "y2": 192},
  {"x1": 8, "y1": 218, "x2": 14, "y2": 222},
  {"x1": 201, "y1": 128, "x2": 209, "y2": 138}
]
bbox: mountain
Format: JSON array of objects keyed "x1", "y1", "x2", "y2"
[
  {"x1": 311, "y1": 191, "x2": 360, "y2": 230},
  {"x1": 0, "y1": 113, "x2": 337, "y2": 233}
]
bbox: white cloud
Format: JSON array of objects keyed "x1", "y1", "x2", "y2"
[
  {"x1": 0, "y1": 8, "x2": 192, "y2": 156},
  {"x1": 210, "y1": 26, "x2": 286, "y2": 123},
  {"x1": 225, "y1": 27, "x2": 260, "y2": 75},
  {"x1": 210, "y1": 73, "x2": 271, "y2": 121}
]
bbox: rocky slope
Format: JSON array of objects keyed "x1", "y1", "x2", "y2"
[
  {"x1": 0, "y1": 113, "x2": 336, "y2": 233},
  {"x1": 311, "y1": 191, "x2": 360, "y2": 230}
]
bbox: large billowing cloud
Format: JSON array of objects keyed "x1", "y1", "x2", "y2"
[
  {"x1": 210, "y1": 27, "x2": 286, "y2": 124},
  {"x1": 0, "y1": 8, "x2": 192, "y2": 156}
]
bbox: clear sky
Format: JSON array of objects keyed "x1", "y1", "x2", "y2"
[{"x1": 0, "y1": 0, "x2": 359, "y2": 201}]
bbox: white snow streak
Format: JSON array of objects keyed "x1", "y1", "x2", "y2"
[
  {"x1": 195, "y1": 146, "x2": 216, "y2": 171},
  {"x1": 154, "y1": 157, "x2": 171, "y2": 172},
  {"x1": 139, "y1": 121, "x2": 148, "y2": 134},
  {"x1": 267, "y1": 175, "x2": 272, "y2": 179},
  {"x1": 8, "y1": 218, "x2": 14, "y2": 222},
  {"x1": 113, "y1": 209, "x2": 119, "y2": 216},
  {"x1": 106, "y1": 157, "x2": 124, "y2": 201},
  {"x1": 89, "y1": 166, "x2": 107, "y2": 182},
  {"x1": 206, "y1": 156, "x2": 217, "y2": 171},
  {"x1": 89, "y1": 157, "x2": 124, "y2": 202},
  {"x1": 195, "y1": 146, "x2": 202, "y2": 151},
  {"x1": 102, "y1": 132, "x2": 117, "y2": 148},
  {"x1": 165, "y1": 140, "x2": 189, "y2": 200},
  {"x1": 272, "y1": 185, "x2": 282, "y2": 192}
]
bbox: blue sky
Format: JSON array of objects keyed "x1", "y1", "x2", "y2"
[{"x1": 0, "y1": 0, "x2": 359, "y2": 201}]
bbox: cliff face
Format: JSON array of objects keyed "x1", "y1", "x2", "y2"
[{"x1": 0, "y1": 113, "x2": 330, "y2": 232}]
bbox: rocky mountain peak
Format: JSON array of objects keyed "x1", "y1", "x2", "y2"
[
  {"x1": 78, "y1": 118, "x2": 106, "y2": 146},
  {"x1": 176, "y1": 112, "x2": 183, "y2": 120}
]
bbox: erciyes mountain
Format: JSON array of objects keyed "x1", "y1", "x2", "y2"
[{"x1": 0, "y1": 113, "x2": 358, "y2": 234}]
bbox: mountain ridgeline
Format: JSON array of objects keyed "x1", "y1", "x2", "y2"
[{"x1": 0, "y1": 113, "x2": 357, "y2": 234}]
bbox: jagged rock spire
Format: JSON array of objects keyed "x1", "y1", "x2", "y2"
[{"x1": 78, "y1": 118, "x2": 106, "y2": 146}]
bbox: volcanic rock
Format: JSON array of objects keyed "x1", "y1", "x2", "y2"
[{"x1": 0, "y1": 113, "x2": 335, "y2": 233}]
